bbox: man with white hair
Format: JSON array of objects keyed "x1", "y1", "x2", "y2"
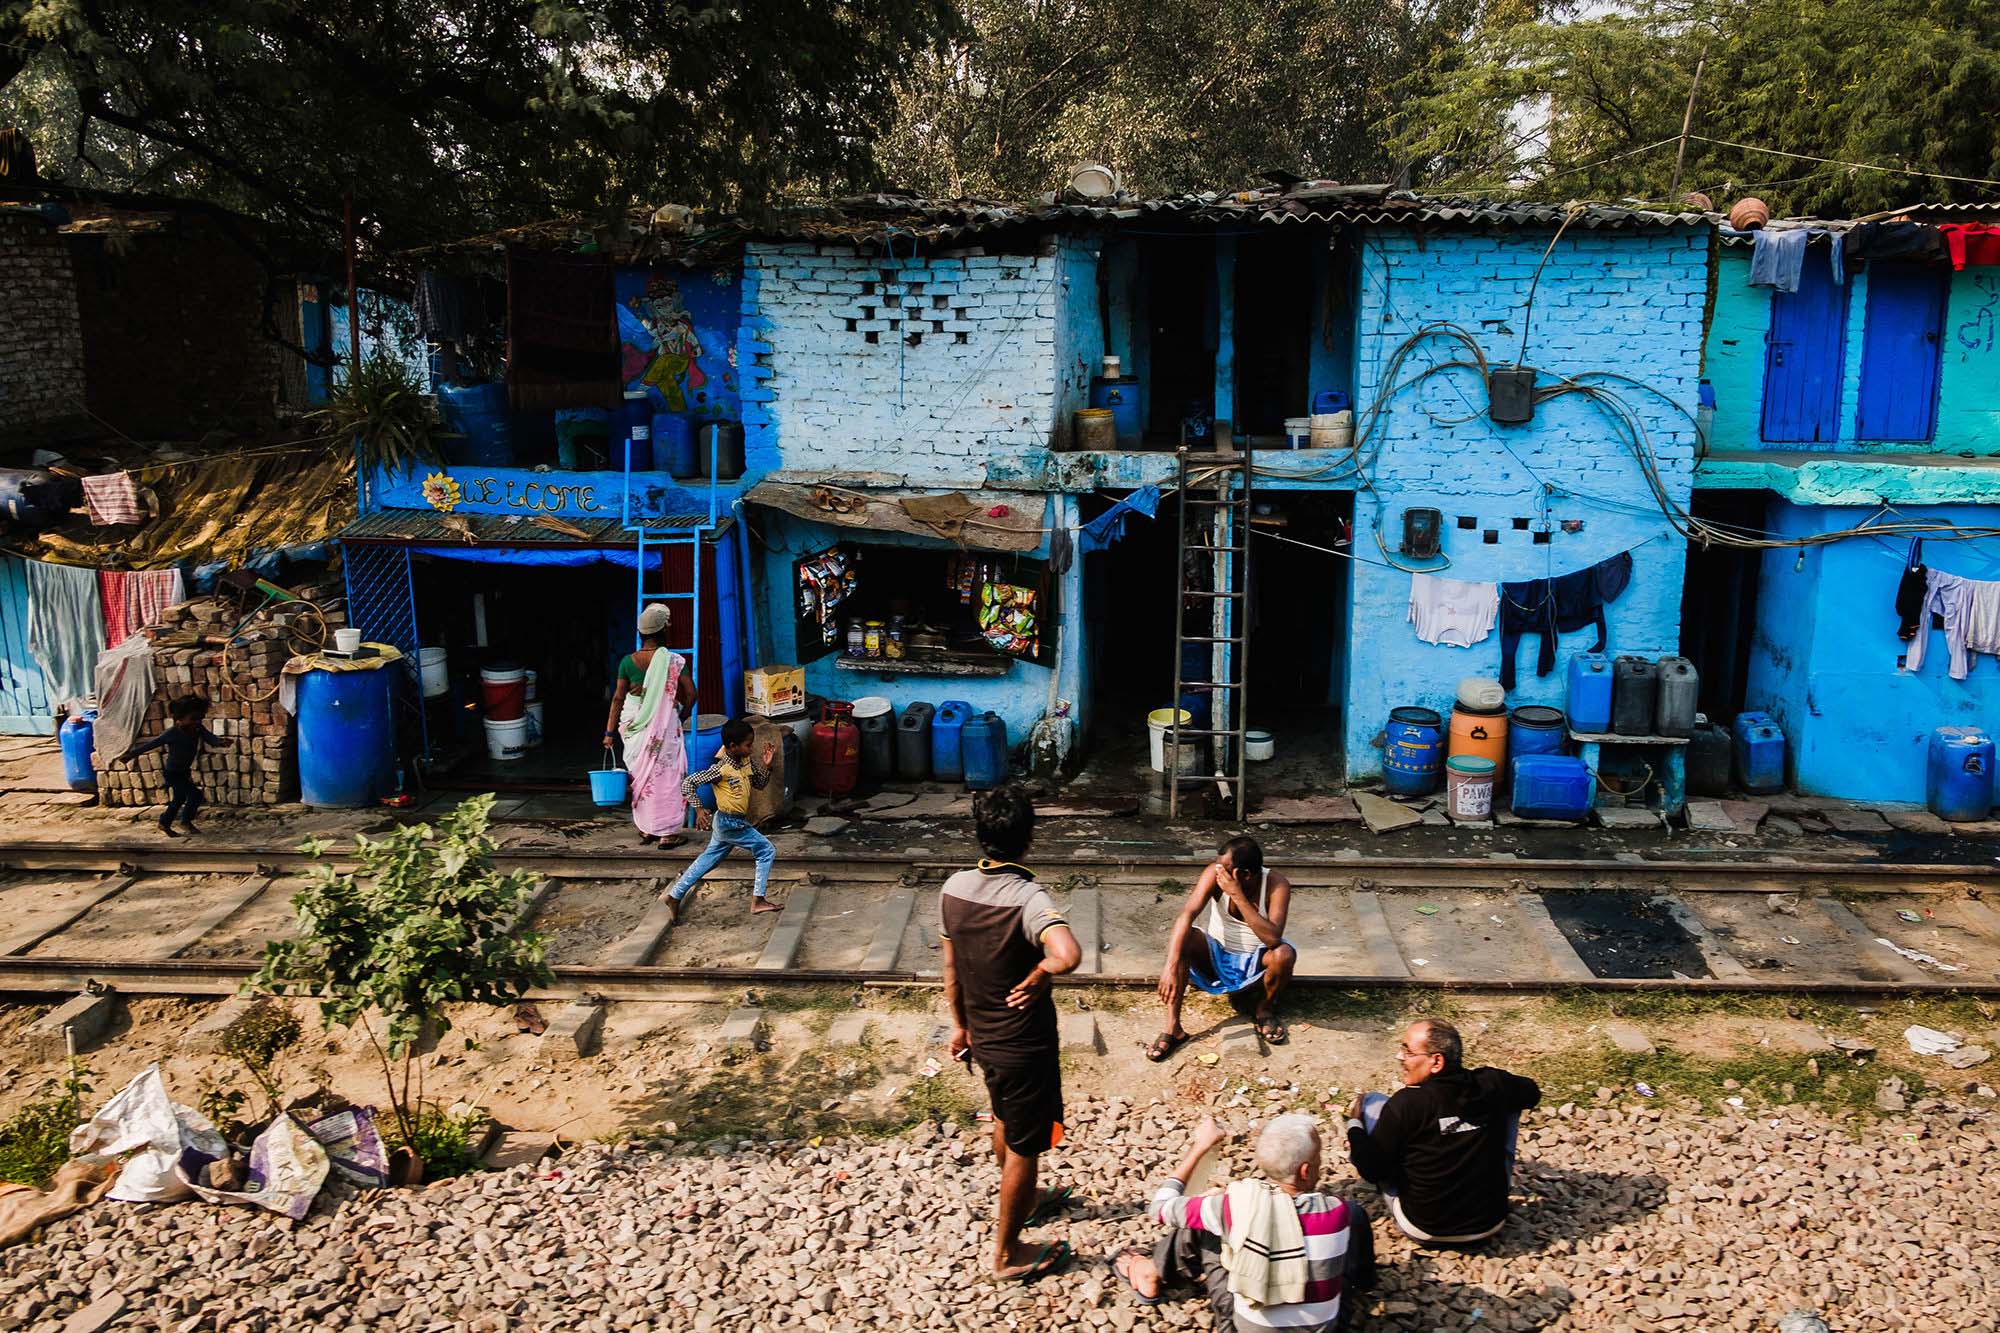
[{"x1": 1111, "y1": 1114, "x2": 1370, "y2": 1331}]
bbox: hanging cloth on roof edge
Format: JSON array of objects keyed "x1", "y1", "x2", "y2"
[
  {"x1": 1747, "y1": 228, "x2": 1846, "y2": 290},
  {"x1": 1078, "y1": 486, "x2": 1162, "y2": 553},
  {"x1": 1938, "y1": 223, "x2": 2000, "y2": 270},
  {"x1": 22, "y1": 558, "x2": 106, "y2": 711}
]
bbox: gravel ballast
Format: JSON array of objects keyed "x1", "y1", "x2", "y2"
[{"x1": 4, "y1": 1092, "x2": 1996, "y2": 1332}]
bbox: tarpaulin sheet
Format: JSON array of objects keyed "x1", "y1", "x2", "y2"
[{"x1": 3, "y1": 448, "x2": 353, "y2": 571}]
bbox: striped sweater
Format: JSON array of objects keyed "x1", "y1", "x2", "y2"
[{"x1": 1149, "y1": 1179, "x2": 1350, "y2": 1330}]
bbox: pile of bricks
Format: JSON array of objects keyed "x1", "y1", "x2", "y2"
[{"x1": 95, "y1": 584, "x2": 348, "y2": 807}]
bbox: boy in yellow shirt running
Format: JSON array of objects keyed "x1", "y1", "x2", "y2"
[{"x1": 664, "y1": 718, "x2": 780, "y2": 921}]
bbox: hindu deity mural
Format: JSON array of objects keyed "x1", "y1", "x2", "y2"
[{"x1": 616, "y1": 265, "x2": 741, "y2": 420}]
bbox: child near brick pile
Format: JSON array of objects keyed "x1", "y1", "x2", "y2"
[{"x1": 121, "y1": 694, "x2": 232, "y2": 837}]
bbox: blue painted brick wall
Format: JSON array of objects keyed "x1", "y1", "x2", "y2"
[
  {"x1": 1342, "y1": 228, "x2": 1705, "y2": 776},
  {"x1": 747, "y1": 241, "x2": 1062, "y2": 481}
]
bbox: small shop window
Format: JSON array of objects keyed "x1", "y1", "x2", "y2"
[{"x1": 793, "y1": 543, "x2": 1054, "y2": 671}]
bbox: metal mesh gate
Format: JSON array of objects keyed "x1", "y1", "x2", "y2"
[{"x1": 341, "y1": 543, "x2": 428, "y2": 758}]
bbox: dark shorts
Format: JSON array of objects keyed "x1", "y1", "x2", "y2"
[{"x1": 977, "y1": 1054, "x2": 1064, "y2": 1156}]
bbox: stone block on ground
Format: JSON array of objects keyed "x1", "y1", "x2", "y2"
[
  {"x1": 483, "y1": 1130, "x2": 559, "y2": 1171},
  {"x1": 541, "y1": 1001, "x2": 606, "y2": 1059},
  {"x1": 1824, "y1": 806, "x2": 1891, "y2": 834},
  {"x1": 1768, "y1": 1023, "x2": 1834, "y2": 1055},
  {"x1": 1686, "y1": 800, "x2": 1735, "y2": 832},
  {"x1": 1059, "y1": 1012, "x2": 1102, "y2": 1055},
  {"x1": 1596, "y1": 806, "x2": 1664, "y2": 830},
  {"x1": 803, "y1": 816, "x2": 849, "y2": 836},
  {"x1": 61, "y1": 1294, "x2": 125, "y2": 1333},
  {"x1": 26, "y1": 991, "x2": 118, "y2": 1062},
  {"x1": 1217, "y1": 1021, "x2": 1261, "y2": 1059},
  {"x1": 1251, "y1": 795, "x2": 1361, "y2": 825},
  {"x1": 720, "y1": 1007, "x2": 767, "y2": 1053},
  {"x1": 1603, "y1": 1021, "x2": 1656, "y2": 1056},
  {"x1": 1883, "y1": 808, "x2": 1951, "y2": 835},
  {"x1": 1720, "y1": 800, "x2": 1769, "y2": 830},
  {"x1": 827, "y1": 1013, "x2": 871, "y2": 1046},
  {"x1": 1353, "y1": 792, "x2": 1423, "y2": 834},
  {"x1": 180, "y1": 996, "x2": 271, "y2": 1056}
]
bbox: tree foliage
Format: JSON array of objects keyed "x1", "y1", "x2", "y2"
[
  {"x1": 1394, "y1": 0, "x2": 2000, "y2": 216},
  {"x1": 874, "y1": 0, "x2": 1488, "y2": 199},
  {"x1": 0, "y1": 0, "x2": 959, "y2": 252}
]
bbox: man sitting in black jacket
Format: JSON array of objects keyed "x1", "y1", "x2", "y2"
[{"x1": 1344, "y1": 1019, "x2": 1540, "y2": 1245}]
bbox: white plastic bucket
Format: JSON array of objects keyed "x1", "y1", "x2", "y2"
[
  {"x1": 484, "y1": 715, "x2": 531, "y2": 761},
  {"x1": 332, "y1": 628, "x2": 362, "y2": 654},
  {"x1": 1283, "y1": 417, "x2": 1311, "y2": 449},
  {"x1": 1309, "y1": 410, "x2": 1355, "y2": 448},
  {"x1": 524, "y1": 700, "x2": 544, "y2": 748},
  {"x1": 851, "y1": 695, "x2": 894, "y2": 720},
  {"x1": 1245, "y1": 729, "x2": 1275, "y2": 762},
  {"x1": 417, "y1": 647, "x2": 449, "y2": 699},
  {"x1": 1148, "y1": 708, "x2": 1197, "y2": 774}
]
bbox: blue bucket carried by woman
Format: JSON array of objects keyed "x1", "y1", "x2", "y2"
[{"x1": 590, "y1": 750, "x2": 629, "y2": 807}]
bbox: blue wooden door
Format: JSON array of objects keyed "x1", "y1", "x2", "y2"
[
  {"x1": 1761, "y1": 259, "x2": 1848, "y2": 444},
  {"x1": 1855, "y1": 264, "x2": 1947, "y2": 441},
  {"x1": 0, "y1": 557, "x2": 55, "y2": 734}
]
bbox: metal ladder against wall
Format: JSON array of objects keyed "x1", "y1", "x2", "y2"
[
  {"x1": 1168, "y1": 446, "x2": 1252, "y2": 820},
  {"x1": 625, "y1": 432, "x2": 722, "y2": 707}
]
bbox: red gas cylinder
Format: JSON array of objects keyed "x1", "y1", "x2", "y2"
[{"x1": 809, "y1": 701, "x2": 861, "y2": 797}]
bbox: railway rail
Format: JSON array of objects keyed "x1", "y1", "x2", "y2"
[{"x1": 2, "y1": 840, "x2": 1996, "y2": 1000}]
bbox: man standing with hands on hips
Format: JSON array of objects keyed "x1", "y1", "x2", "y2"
[{"x1": 940, "y1": 785, "x2": 1082, "y2": 1282}]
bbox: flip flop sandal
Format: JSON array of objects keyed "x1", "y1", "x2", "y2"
[
  {"x1": 1255, "y1": 1016, "x2": 1289, "y2": 1045},
  {"x1": 1008, "y1": 1240, "x2": 1072, "y2": 1284},
  {"x1": 1146, "y1": 1031, "x2": 1190, "y2": 1063},
  {"x1": 658, "y1": 834, "x2": 688, "y2": 849},
  {"x1": 1024, "y1": 1185, "x2": 1073, "y2": 1227},
  {"x1": 1107, "y1": 1252, "x2": 1166, "y2": 1306}
]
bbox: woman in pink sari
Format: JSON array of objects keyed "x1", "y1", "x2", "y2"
[{"x1": 603, "y1": 603, "x2": 695, "y2": 848}]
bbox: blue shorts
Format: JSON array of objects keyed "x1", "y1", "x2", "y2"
[{"x1": 1186, "y1": 933, "x2": 1283, "y2": 995}]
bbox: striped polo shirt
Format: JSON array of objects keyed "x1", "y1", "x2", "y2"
[{"x1": 1148, "y1": 1179, "x2": 1350, "y2": 1329}]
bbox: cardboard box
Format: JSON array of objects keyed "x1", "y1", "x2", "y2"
[{"x1": 746, "y1": 665, "x2": 806, "y2": 716}]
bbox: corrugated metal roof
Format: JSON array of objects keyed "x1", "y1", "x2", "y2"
[
  {"x1": 337, "y1": 510, "x2": 731, "y2": 546},
  {"x1": 1716, "y1": 202, "x2": 2000, "y2": 245}
]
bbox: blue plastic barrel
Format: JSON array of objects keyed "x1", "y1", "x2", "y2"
[
  {"x1": 1510, "y1": 754, "x2": 1592, "y2": 821},
  {"x1": 1566, "y1": 653, "x2": 1613, "y2": 734},
  {"x1": 685, "y1": 714, "x2": 727, "y2": 813},
  {"x1": 435, "y1": 382, "x2": 514, "y2": 467},
  {"x1": 1382, "y1": 706, "x2": 1444, "y2": 797},
  {"x1": 59, "y1": 710, "x2": 97, "y2": 792},
  {"x1": 298, "y1": 668, "x2": 397, "y2": 808},
  {"x1": 1734, "y1": 719, "x2": 1785, "y2": 794},
  {"x1": 1089, "y1": 376, "x2": 1143, "y2": 449},
  {"x1": 932, "y1": 700, "x2": 974, "y2": 781},
  {"x1": 962, "y1": 712, "x2": 1009, "y2": 790},
  {"x1": 1508, "y1": 706, "x2": 1566, "y2": 766},
  {"x1": 1928, "y1": 726, "x2": 1995, "y2": 823},
  {"x1": 656, "y1": 413, "x2": 698, "y2": 478}
]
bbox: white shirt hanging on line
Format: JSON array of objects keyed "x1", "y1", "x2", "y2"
[{"x1": 1408, "y1": 572, "x2": 1500, "y2": 648}]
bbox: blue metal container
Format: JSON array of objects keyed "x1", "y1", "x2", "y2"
[
  {"x1": 1382, "y1": 706, "x2": 1444, "y2": 797},
  {"x1": 656, "y1": 413, "x2": 698, "y2": 478},
  {"x1": 961, "y1": 712, "x2": 1009, "y2": 790},
  {"x1": 1089, "y1": 376, "x2": 1143, "y2": 449},
  {"x1": 298, "y1": 667, "x2": 396, "y2": 809},
  {"x1": 1734, "y1": 720, "x2": 1786, "y2": 795},
  {"x1": 932, "y1": 700, "x2": 974, "y2": 781},
  {"x1": 1508, "y1": 705, "x2": 1566, "y2": 767},
  {"x1": 1510, "y1": 754, "x2": 1592, "y2": 821},
  {"x1": 59, "y1": 710, "x2": 97, "y2": 792},
  {"x1": 1566, "y1": 653, "x2": 1614, "y2": 734},
  {"x1": 685, "y1": 718, "x2": 726, "y2": 813},
  {"x1": 436, "y1": 381, "x2": 514, "y2": 467},
  {"x1": 1927, "y1": 726, "x2": 1995, "y2": 823}
]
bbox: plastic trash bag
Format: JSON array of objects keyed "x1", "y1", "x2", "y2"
[
  {"x1": 67, "y1": 1064, "x2": 226, "y2": 1204},
  {"x1": 178, "y1": 1114, "x2": 329, "y2": 1220},
  {"x1": 307, "y1": 1107, "x2": 388, "y2": 1188}
]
